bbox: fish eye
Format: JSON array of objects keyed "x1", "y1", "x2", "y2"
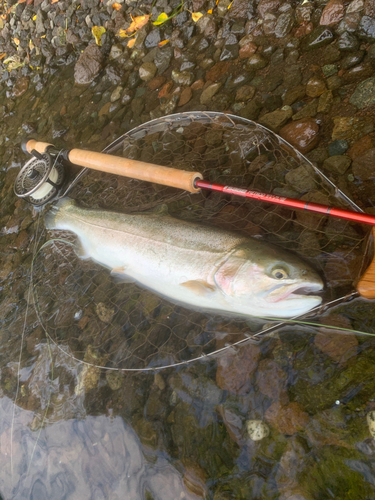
[{"x1": 271, "y1": 267, "x2": 289, "y2": 280}]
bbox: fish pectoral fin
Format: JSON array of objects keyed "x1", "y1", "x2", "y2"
[
  {"x1": 74, "y1": 240, "x2": 90, "y2": 259},
  {"x1": 111, "y1": 267, "x2": 135, "y2": 284},
  {"x1": 180, "y1": 280, "x2": 216, "y2": 296}
]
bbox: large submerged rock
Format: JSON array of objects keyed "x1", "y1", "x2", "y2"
[{"x1": 74, "y1": 44, "x2": 103, "y2": 85}]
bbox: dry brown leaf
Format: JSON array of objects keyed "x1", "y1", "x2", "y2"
[
  {"x1": 125, "y1": 14, "x2": 149, "y2": 34},
  {"x1": 0, "y1": 53, "x2": 6, "y2": 60}
]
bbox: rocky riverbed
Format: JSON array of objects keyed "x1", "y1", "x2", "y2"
[{"x1": 1, "y1": 0, "x2": 375, "y2": 498}]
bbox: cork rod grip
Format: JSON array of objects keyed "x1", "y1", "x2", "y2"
[
  {"x1": 356, "y1": 228, "x2": 375, "y2": 299},
  {"x1": 68, "y1": 149, "x2": 203, "y2": 193}
]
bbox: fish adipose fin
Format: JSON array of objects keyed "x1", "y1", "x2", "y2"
[
  {"x1": 111, "y1": 267, "x2": 135, "y2": 284},
  {"x1": 45, "y1": 198, "x2": 77, "y2": 230},
  {"x1": 180, "y1": 280, "x2": 216, "y2": 296}
]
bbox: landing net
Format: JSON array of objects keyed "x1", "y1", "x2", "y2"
[{"x1": 31, "y1": 112, "x2": 371, "y2": 370}]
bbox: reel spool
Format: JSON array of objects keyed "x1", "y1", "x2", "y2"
[{"x1": 14, "y1": 152, "x2": 65, "y2": 206}]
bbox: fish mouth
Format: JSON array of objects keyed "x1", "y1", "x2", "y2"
[{"x1": 266, "y1": 282, "x2": 324, "y2": 303}]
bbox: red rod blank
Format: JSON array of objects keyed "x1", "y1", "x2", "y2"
[{"x1": 195, "y1": 180, "x2": 375, "y2": 227}]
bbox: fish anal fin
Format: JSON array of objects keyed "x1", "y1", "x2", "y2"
[
  {"x1": 180, "y1": 280, "x2": 216, "y2": 296},
  {"x1": 111, "y1": 267, "x2": 135, "y2": 284}
]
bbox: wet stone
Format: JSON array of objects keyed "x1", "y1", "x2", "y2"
[
  {"x1": 349, "y1": 77, "x2": 375, "y2": 109},
  {"x1": 357, "y1": 15, "x2": 375, "y2": 41},
  {"x1": 320, "y1": 0, "x2": 345, "y2": 25},
  {"x1": 292, "y1": 99, "x2": 318, "y2": 120},
  {"x1": 155, "y1": 47, "x2": 173, "y2": 74},
  {"x1": 74, "y1": 43, "x2": 103, "y2": 85},
  {"x1": 301, "y1": 26, "x2": 334, "y2": 50},
  {"x1": 283, "y1": 86, "x2": 306, "y2": 106},
  {"x1": 352, "y1": 148, "x2": 375, "y2": 180},
  {"x1": 239, "y1": 41, "x2": 257, "y2": 59},
  {"x1": 338, "y1": 31, "x2": 360, "y2": 51},
  {"x1": 216, "y1": 344, "x2": 261, "y2": 395},
  {"x1": 306, "y1": 77, "x2": 326, "y2": 98},
  {"x1": 110, "y1": 86, "x2": 123, "y2": 102},
  {"x1": 347, "y1": 134, "x2": 374, "y2": 159},
  {"x1": 315, "y1": 316, "x2": 358, "y2": 363},
  {"x1": 332, "y1": 116, "x2": 374, "y2": 142},
  {"x1": 322, "y1": 64, "x2": 338, "y2": 77},
  {"x1": 235, "y1": 84, "x2": 255, "y2": 101},
  {"x1": 145, "y1": 29, "x2": 160, "y2": 48},
  {"x1": 245, "y1": 53, "x2": 267, "y2": 70},
  {"x1": 327, "y1": 75, "x2": 342, "y2": 90},
  {"x1": 12, "y1": 76, "x2": 29, "y2": 97},
  {"x1": 280, "y1": 118, "x2": 320, "y2": 154},
  {"x1": 323, "y1": 155, "x2": 351, "y2": 174},
  {"x1": 265, "y1": 402, "x2": 309, "y2": 436},
  {"x1": 172, "y1": 70, "x2": 195, "y2": 86},
  {"x1": 285, "y1": 164, "x2": 317, "y2": 192},
  {"x1": 275, "y1": 12, "x2": 294, "y2": 38},
  {"x1": 139, "y1": 62, "x2": 157, "y2": 82},
  {"x1": 328, "y1": 139, "x2": 348, "y2": 156},
  {"x1": 317, "y1": 90, "x2": 333, "y2": 113},
  {"x1": 109, "y1": 44, "x2": 123, "y2": 60},
  {"x1": 178, "y1": 87, "x2": 192, "y2": 106},
  {"x1": 200, "y1": 82, "x2": 221, "y2": 105},
  {"x1": 259, "y1": 106, "x2": 293, "y2": 132}
]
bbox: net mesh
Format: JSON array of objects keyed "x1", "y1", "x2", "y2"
[{"x1": 31, "y1": 112, "x2": 370, "y2": 370}]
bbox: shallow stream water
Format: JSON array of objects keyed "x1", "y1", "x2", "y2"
[{"x1": 1, "y1": 0, "x2": 375, "y2": 498}]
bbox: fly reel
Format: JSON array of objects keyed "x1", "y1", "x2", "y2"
[{"x1": 14, "y1": 150, "x2": 65, "y2": 206}]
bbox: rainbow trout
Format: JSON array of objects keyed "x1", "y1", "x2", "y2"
[{"x1": 45, "y1": 199, "x2": 323, "y2": 319}]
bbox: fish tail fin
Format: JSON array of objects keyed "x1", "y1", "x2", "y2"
[{"x1": 45, "y1": 198, "x2": 76, "y2": 230}]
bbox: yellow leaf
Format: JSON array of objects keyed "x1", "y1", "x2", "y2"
[
  {"x1": 153, "y1": 12, "x2": 168, "y2": 25},
  {"x1": 41, "y1": 35, "x2": 46, "y2": 38},
  {"x1": 191, "y1": 12, "x2": 203, "y2": 22},
  {"x1": 112, "y1": 2, "x2": 122, "y2": 10},
  {"x1": 13, "y1": 38, "x2": 20, "y2": 45},
  {"x1": 125, "y1": 14, "x2": 150, "y2": 33},
  {"x1": 127, "y1": 38, "x2": 135, "y2": 48},
  {"x1": 228, "y1": 0, "x2": 233, "y2": 8},
  {"x1": 29, "y1": 39, "x2": 35, "y2": 50},
  {"x1": 29, "y1": 64, "x2": 33, "y2": 69},
  {"x1": 92, "y1": 25, "x2": 106, "y2": 46},
  {"x1": 158, "y1": 39, "x2": 170, "y2": 47},
  {"x1": 32, "y1": 14, "x2": 37, "y2": 21},
  {"x1": 207, "y1": 8, "x2": 213, "y2": 13},
  {"x1": 0, "y1": 53, "x2": 6, "y2": 60}
]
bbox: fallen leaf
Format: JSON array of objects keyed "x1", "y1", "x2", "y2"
[
  {"x1": 126, "y1": 14, "x2": 150, "y2": 33},
  {"x1": 127, "y1": 38, "x2": 135, "y2": 48},
  {"x1": 4, "y1": 56, "x2": 25, "y2": 71},
  {"x1": 29, "y1": 39, "x2": 35, "y2": 50},
  {"x1": 0, "y1": 53, "x2": 6, "y2": 60},
  {"x1": 191, "y1": 12, "x2": 203, "y2": 22},
  {"x1": 32, "y1": 14, "x2": 37, "y2": 20},
  {"x1": 153, "y1": 12, "x2": 168, "y2": 25},
  {"x1": 92, "y1": 25, "x2": 106, "y2": 46},
  {"x1": 18, "y1": 0, "x2": 27, "y2": 3},
  {"x1": 228, "y1": 0, "x2": 233, "y2": 8},
  {"x1": 158, "y1": 39, "x2": 170, "y2": 47},
  {"x1": 207, "y1": 8, "x2": 213, "y2": 13},
  {"x1": 51, "y1": 0, "x2": 59, "y2": 3},
  {"x1": 112, "y1": 2, "x2": 122, "y2": 9},
  {"x1": 13, "y1": 38, "x2": 20, "y2": 46}
]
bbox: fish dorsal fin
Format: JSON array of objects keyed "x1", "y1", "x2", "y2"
[
  {"x1": 130, "y1": 204, "x2": 169, "y2": 216},
  {"x1": 180, "y1": 280, "x2": 216, "y2": 296},
  {"x1": 111, "y1": 267, "x2": 135, "y2": 284}
]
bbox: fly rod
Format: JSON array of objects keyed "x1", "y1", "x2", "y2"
[
  {"x1": 16, "y1": 138, "x2": 375, "y2": 299},
  {"x1": 19, "y1": 138, "x2": 375, "y2": 227}
]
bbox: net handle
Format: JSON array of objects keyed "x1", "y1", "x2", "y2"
[
  {"x1": 357, "y1": 228, "x2": 375, "y2": 299},
  {"x1": 22, "y1": 139, "x2": 203, "y2": 193}
]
